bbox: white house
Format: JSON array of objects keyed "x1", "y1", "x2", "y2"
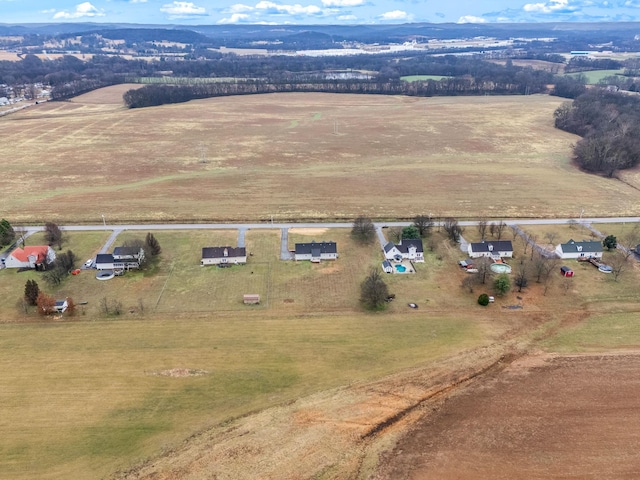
[
  {"x1": 294, "y1": 241, "x2": 338, "y2": 262},
  {"x1": 4, "y1": 245, "x2": 55, "y2": 269},
  {"x1": 95, "y1": 253, "x2": 126, "y2": 271},
  {"x1": 201, "y1": 246, "x2": 247, "y2": 266},
  {"x1": 383, "y1": 239, "x2": 424, "y2": 262},
  {"x1": 468, "y1": 240, "x2": 513, "y2": 260},
  {"x1": 382, "y1": 260, "x2": 393, "y2": 273},
  {"x1": 113, "y1": 246, "x2": 145, "y2": 266},
  {"x1": 555, "y1": 239, "x2": 603, "y2": 259}
]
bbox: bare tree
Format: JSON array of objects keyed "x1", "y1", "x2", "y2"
[
  {"x1": 494, "y1": 221, "x2": 507, "y2": 240},
  {"x1": 567, "y1": 219, "x2": 578, "y2": 229},
  {"x1": 44, "y1": 222, "x2": 63, "y2": 250},
  {"x1": 351, "y1": 216, "x2": 375, "y2": 244},
  {"x1": 14, "y1": 225, "x2": 27, "y2": 247},
  {"x1": 609, "y1": 253, "x2": 627, "y2": 282},
  {"x1": 529, "y1": 234, "x2": 538, "y2": 260},
  {"x1": 477, "y1": 218, "x2": 488, "y2": 240},
  {"x1": 413, "y1": 215, "x2": 434, "y2": 237},
  {"x1": 460, "y1": 275, "x2": 475, "y2": 293},
  {"x1": 544, "y1": 231, "x2": 558, "y2": 247},
  {"x1": 443, "y1": 217, "x2": 463, "y2": 243},
  {"x1": 532, "y1": 251, "x2": 558, "y2": 283},
  {"x1": 514, "y1": 260, "x2": 529, "y2": 292},
  {"x1": 476, "y1": 257, "x2": 493, "y2": 285}
]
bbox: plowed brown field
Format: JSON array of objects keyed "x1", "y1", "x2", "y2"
[{"x1": 374, "y1": 352, "x2": 640, "y2": 480}]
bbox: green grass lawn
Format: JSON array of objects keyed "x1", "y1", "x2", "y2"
[
  {"x1": 565, "y1": 69, "x2": 625, "y2": 84},
  {"x1": 0, "y1": 312, "x2": 486, "y2": 479},
  {"x1": 542, "y1": 312, "x2": 640, "y2": 352}
]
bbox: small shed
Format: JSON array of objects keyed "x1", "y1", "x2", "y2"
[
  {"x1": 382, "y1": 260, "x2": 393, "y2": 273},
  {"x1": 560, "y1": 266, "x2": 574, "y2": 277},
  {"x1": 243, "y1": 294, "x2": 260, "y2": 305}
]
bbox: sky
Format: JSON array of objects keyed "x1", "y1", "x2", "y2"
[{"x1": 2, "y1": 0, "x2": 640, "y2": 25}]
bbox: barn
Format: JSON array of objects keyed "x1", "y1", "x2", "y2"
[{"x1": 560, "y1": 266, "x2": 574, "y2": 277}]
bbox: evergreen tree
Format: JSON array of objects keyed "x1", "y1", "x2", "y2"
[
  {"x1": 145, "y1": 232, "x2": 162, "y2": 256},
  {"x1": 24, "y1": 280, "x2": 40, "y2": 306}
]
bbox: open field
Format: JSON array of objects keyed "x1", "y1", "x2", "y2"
[
  {"x1": 566, "y1": 68, "x2": 625, "y2": 83},
  {"x1": 3, "y1": 86, "x2": 640, "y2": 479},
  {"x1": 3, "y1": 222, "x2": 640, "y2": 478},
  {"x1": 2, "y1": 87, "x2": 640, "y2": 223},
  {"x1": 401, "y1": 75, "x2": 452, "y2": 81}
]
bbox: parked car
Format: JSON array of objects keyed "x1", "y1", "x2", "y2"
[{"x1": 84, "y1": 259, "x2": 93, "y2": 268}]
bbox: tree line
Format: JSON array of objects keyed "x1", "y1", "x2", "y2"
[
  {"x1": 123, "y1": 69, "x2": 552, "y2": 108},
  {"x1": 554, "y1": 88, "x2": 640, "y2": 177}
]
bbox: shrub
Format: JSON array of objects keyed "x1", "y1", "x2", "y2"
[{"x1": 478, "y1": 294, "x2": 490, "y2": 306}]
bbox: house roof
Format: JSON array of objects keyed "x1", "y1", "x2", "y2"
[
  {"x1": 382, "y1": 260, "x2": 392, "y2": 268},
  {"x1": 385, "y1": 239, "x2": 424, "y2": 254},
  {"x1": 9, "y1": 246, "x2": 49, "y2": 263},
  {"x1": 559, "y1": 239, "x2": 603, "y2": 253},
  {"x1": 469, "y1": 240, "x2": 513, "y2": 253},
  {"x1": 202, "y1": 246, "x2": 246, "y2": 259},
  {"x1": 295, "y1": 241, "x2": 337, "y2": 255},
  {"x1": 113, "y1": 246, "x2": 142, "y2": 256},
  {"x1": 383, "y1": 242, "x2": 398, "y2": 253},
  {"x1": 397, "y1": 238, "x2": 423, "y2": 254},
  {"x1": 95, "y1": 253, "x2": 114, "y2": 264}
]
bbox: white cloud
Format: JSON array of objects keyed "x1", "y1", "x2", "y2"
[
  {"x1": 321, "y1": 0, "x2": 365, "y2": 6},
  {"x1": 457, "y1": 15, "x2": 487, "y2": 23},
  {"x1": 130, "y1": 0, "x2": 148, "y2": 3},
  {"x1": 523, "y1": 0, "x2": 578, "y2": 13},
  {"x1": 218, "y1": 13, "x2": 251, "y2": 23},
  {"x1": 379, "y1": 10, "x2": 411, "y2": 20},
  {"x1": 160, "y1": 1, "x2": 206, "y2": 16},
  {"x1": 53, "y1": 2, "x2": 104, "y2": 19},
  {"x1": 337, "y1": 14, "x2": 357, "y2": 20},
  {"x1": 624, "y1": 0, "x2": 640, "y2": 7},
  {"x1": 228, "y1": 3, "x2": 254, "y2": 13},
  {"x1": 255, "y1": 1, "x2": 322, "y2": 15}
]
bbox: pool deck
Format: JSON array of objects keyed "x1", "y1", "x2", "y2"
[{"x1": 393, "y1": 259, "x2": 416, "y2": 274}]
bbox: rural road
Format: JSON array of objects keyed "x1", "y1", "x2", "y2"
[
  {"x1": 15, "y1": 216, "x2": 640, "y2": 235},
  {"x1": 9, "y1": 217, "x2": 637, "y2": 263}
]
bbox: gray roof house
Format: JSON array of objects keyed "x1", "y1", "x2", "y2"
[
  {"x1": 468, "y1": 240, "x2": 513, "y2": 259},
  {"x1": 384, "y1": 239, "x2": 424, "y2": 262},
  {"x1": 95, "y1": 253, "x2": 126, "y2": 271},
  {"x1": 201, "y1": 246, "x2": 247, "y2": 266},
  {"x1": 555, "y1": 239, "x2": 603, "y2": 259},
  {"x1": 294, "y1": 241, "x2": 338, "y2": 262}
]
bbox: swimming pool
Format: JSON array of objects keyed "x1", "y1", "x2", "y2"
[
  {"x1": 490, "y1": 263, "x2": 511, "y2": 274},
  {"x1": 395, "y1": 265, "x2": 407, "y2": 273}
]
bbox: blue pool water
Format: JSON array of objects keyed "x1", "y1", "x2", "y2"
[{"x1": 395, "y1": 265, "x2": 407, "y2": 272}]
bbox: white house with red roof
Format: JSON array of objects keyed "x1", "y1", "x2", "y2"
[{"x1": 4, "y1": 246, "x2": 56, "y2": 269}]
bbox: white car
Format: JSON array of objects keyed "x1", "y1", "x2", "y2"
[{"x1": 84, "y1": 259, "x2": 94, "y2": 268}]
